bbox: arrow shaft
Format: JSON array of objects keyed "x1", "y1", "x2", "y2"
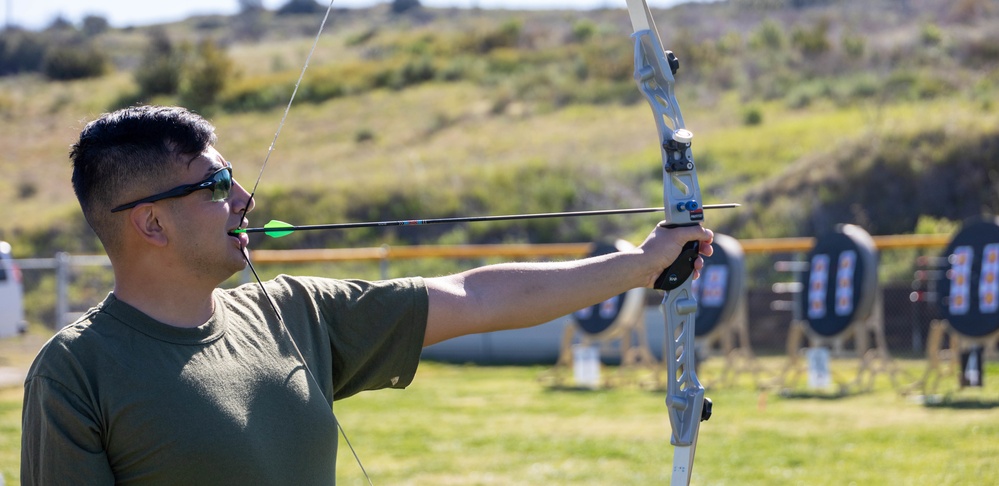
[{"x1": 239, "y1": 204, "x2": 738, "y2": 235}]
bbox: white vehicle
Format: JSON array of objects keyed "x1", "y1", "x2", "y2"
[{"x1": 0, "y1": 241, "x2": 26, "y2": 337}]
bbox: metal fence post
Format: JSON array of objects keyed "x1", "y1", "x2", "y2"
[
  {"x1": 380, "y1": 244, "x2": 390, "y2": 280},
  {"x1": 55, "y1": 252, "x2": 71, "y2": 330}
]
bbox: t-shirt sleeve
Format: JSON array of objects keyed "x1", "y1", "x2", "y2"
[
  {"x1": 22, "y1": 374, "x2": 115, "y2": 485},
  {"x1": 265, "y1": 276, "x2": 429, "y2": 400}
]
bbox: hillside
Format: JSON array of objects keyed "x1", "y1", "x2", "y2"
[{"x1": 1, "y1": 0, "x2": 998, "y2": 258}]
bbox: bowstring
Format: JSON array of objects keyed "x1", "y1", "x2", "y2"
[
  {"x1": 241, "y1": 2, "x2": 335, "y2": 213},
  {"x1": 234, "y1": 1, "x2": 374, "y2": 484}
]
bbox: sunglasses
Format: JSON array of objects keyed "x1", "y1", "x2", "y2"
[{"x1": 111, "y1": 167, "x2": 233, "y2": 213}]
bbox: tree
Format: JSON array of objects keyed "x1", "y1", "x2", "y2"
[
  {"x1": 81, "y1": 15, "x2": 110, "y2": 37},
  {"x1": 238, "y1": 0, "x2": 266, "y2": 13},
  {"x1": 275, "y1": 0, "x2": 323, "y2": 15},
  {"x1": 44, "y1": 15, "x2": 74, "y2": 32},
  {"x1": 391, "y1": 0, "x2": 422, "y2": 14},
  {"x1": 234, "y1": 0, "x2": 268, "y2": 41}
]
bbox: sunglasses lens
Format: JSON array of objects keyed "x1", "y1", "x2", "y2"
[{"x1": 212, "y1": 169, "x2": 232, "y2": 202}]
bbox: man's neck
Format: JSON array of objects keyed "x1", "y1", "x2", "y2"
[{"x1": 112, "y1": 267, "x2": 218, "y2": 328}]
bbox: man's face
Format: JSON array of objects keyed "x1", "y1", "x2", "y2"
[{"x1": 161, "y1": 147, "x2": 255, "y2": 283}]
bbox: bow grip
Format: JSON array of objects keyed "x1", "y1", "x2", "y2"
[{"x1": 654, "y1": 239, "x2": 700, "y2": 291}]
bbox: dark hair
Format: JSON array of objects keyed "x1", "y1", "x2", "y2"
[{"x1": 70, "y1": 105, "x2": 217, "y2": 254}]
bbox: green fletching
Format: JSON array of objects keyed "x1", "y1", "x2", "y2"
[{"x1": 263, "y1": 220, "x2": 295, "y2": 238}]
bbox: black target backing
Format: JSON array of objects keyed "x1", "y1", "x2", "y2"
[
  {"x1": 694, "y1": 233, "x2": 745, "y2": 339},
  {"x1": 796, "y1": 225, "x2": 878, "y2": 338},
  {"x1": 571, "y1": 241, "x2": 645, "y2": 340},
  {"x1": 935, "y1": 218, "x2": 999, "y2": 339}
]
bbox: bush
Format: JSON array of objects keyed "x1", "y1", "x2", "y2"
[
  {"x1": 750, "y1": 20, "x2": 785, "y2": 51},
  {"x1": 571, "y1": 20, "x2": 597, "y2": 43},
  {"x1": 134, "y1": 30, "x2": 184, "y2": 97},
  {"x1": 474, "y1": 19, "x2": 522, "y2": 53},
  {"x1": 0, "y1": 30, "x2": 49, "y2": 75},
  {"x1": 41, "y1": 45, "x2": 109, "y2": 80},
  {"x1": 220, "y1": 74, "x2": 294, "y2": 112},
  {"x1": 180, "y1": 39, "x2": 235, "y2": 111},
  {"x1": 790, "y1": 18, "x2": 830, "y2": 57},
  {"x1": 919, "y1": 23, "x2": 943, "y2": 47},
  {"x1": 742, "y1": 105, "x2": 764, "y2": 125}
]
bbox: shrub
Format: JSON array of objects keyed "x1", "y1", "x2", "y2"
[
  {"x1": 750, "y1": 20, "x2": 785, "y2": 51},
  {"x1": 220, "y1": 74, "x2": 294, "y2": 112},
  {"x1": 790, "y1": 18, "x2": 830, "y2": 57},
  {"x1": 41, "y1": 45, "x2": 109, "y2": 80},
  {"x1": 476, "y1": 19, "x2": 522, "y2": 53},
  {"x1": 355, "y1": 128, "x2": 376, "y2": 143},
  {"x1": 742, "y1": 105, "x2": 764, "y2": 125},
  {"x1": 919, "y1": 23, "x2": 943, "y2": 47},
  {"x1": 571, "y1": 20, "x2": 597, "y2": 43},
  {"x1": 841, "y1": 32, "x2": 865, "y2": 59},
  {"x1": 0, "y1": 30, "x2": 49, "y2": 75},
  {"x1": 180, "y1": 39, "x2": 235, "y2": 111},
  {"x1": 134, "y1": 30, "x2": 184, "y2": 97}
]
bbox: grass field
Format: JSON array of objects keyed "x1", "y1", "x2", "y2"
[{"x1": 3, "y1": 328, "x2": 997, "y2": 485}]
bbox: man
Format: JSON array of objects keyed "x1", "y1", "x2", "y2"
[{"x1": 22, "y1": 105, "x2": 713, "y2": 484}]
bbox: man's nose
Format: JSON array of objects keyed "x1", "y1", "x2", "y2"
[{"x1": 231, "y1": 180, "x2": 255, "y2": 214}]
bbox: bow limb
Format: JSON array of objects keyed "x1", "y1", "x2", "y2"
[{"x1": 625, "y1": 1, "x2": 711, "y2": 484}]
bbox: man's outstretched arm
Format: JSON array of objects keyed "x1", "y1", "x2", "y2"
[{"x1": 423, "y1": 224, "x2": 713, "y2": 346}]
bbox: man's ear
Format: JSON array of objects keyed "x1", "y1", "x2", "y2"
[{"x1": 127, "y1": 205, "x2": 169, "y2": 247}]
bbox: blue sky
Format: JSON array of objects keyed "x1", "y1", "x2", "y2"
[{"x1": 6, "y1": 0, "x2": 691, "y2": 30}]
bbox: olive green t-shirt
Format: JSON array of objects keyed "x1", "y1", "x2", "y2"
[{"x1": 22, "y1": 275, "x2": 428, "y2": 485}]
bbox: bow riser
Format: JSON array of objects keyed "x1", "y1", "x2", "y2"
[
  {"x1": 626, "y1": 1, "x2": 709, "y2": 485},
  {"x1": 632, "y1": 31, "x2": 702, "y2": 228}
]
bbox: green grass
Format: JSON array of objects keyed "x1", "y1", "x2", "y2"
[
  {"x1": 3, "y1": 328, "x2": 998, "y2": 486},
  {"x1": 328, "y1": 358, "x2": 999, "y2": 485}
]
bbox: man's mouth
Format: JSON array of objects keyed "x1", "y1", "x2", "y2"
[
  {"x1": 228, "y1": 220, "x2": 249, "y2": 238},
  {"x1": 228, "y1": 223, "x2": 250, "y2": 244},
  {"x1": 228, "y1": 228, "x2": 250, "y2": 250}
]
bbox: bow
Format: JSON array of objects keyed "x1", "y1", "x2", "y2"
[{"x1": 625, "y1": 1, "x2": 712, "y2": 484}]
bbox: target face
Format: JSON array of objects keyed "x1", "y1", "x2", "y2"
[
  {"x1": 693, "y1": 234, "x2": 745, "y2": 338},
  {"x1": 797, "y1": 225, "x2": 878, "y2": 338},
  {"x1": 936, "y1": 219, "x2": 999, "y2": 338}
]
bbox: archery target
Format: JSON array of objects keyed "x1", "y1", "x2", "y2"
[
  {"x1": 693, "y1": 233, "x2": 745, "y2": 339},
  {"x1": 572, "y1": 240, "x2": 646, "y2": 340},
  {"x1": 936, "y1": 218, "x2": 999, "y2": 339},
  {"x1": 797, "y1": 225, "x2": 878, "y2": 338}
]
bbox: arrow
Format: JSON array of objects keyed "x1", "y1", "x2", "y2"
[{"x1": 231, "y1": 204, "x2": 739, "y2": 238}]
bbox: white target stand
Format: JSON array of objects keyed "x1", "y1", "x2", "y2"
[
  {"x1": 540, "y1": 239, "x2": 660, "y2": 389},
  {"x1": 691, "y1": 234, "x2": 762, "y2": 388},
  {"x1": 910, "y1": 218, "x2": 999, "y2": 398},
  {"x1": 774, "y1": 224, "x2": 904, "y2": 395}
]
